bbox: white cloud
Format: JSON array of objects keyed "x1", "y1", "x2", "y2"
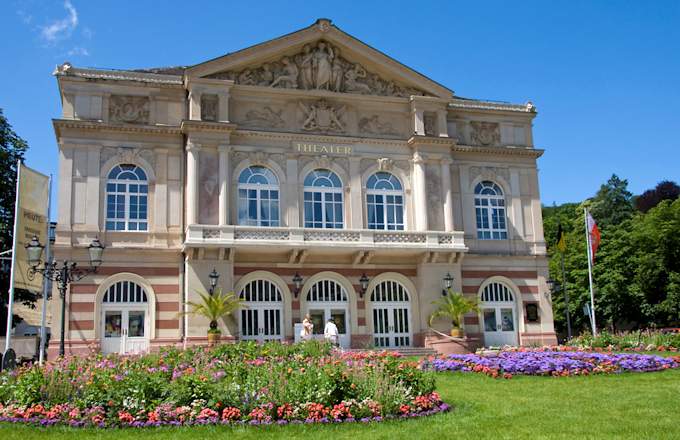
[
  {"x1": 67, "y1": 46, "x2": 89, "y2": 56},
  {"x1": 40, "y1": 0, "x2": 78, "y2": 43},
  {"x1": 17, "y1": 9, "x2": 33, "y2": 25}
]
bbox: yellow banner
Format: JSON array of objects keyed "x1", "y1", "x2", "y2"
[{"x1": 13, "y1": 163, "x2": 50, "y2": 292}]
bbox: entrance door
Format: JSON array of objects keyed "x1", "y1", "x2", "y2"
[
  {"x1": 370, "y1": 280, "x2": 412, "y2": 348},
  {"x1": 101, "y1": 281, "x2": 150, "y2": 355},
  {"x1": 305, "y1": 279, "x2": 350, "y2": 348},
  {"x1": 239, "y1": 279, "x2": 284, "y2": 342},
  {"x1": 480, "y1": 282, "x2": 518, "y2": 347}
]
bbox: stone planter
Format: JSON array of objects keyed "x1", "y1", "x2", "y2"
[
  {"x1": 207, "y1": 332, "x2": 221, "y2": 347},
  {"x1": 424, "y1": 331, "x2": 481, "y2": 355}
]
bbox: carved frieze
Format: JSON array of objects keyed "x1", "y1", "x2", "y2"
[
  {"x1": 377, "y1": 157, "x2": 394, "y2": 172},
  {"x1": 469, "y1": 166, "x2": 510, "y2": 185},
  {"x1": 207, "y1": 40, "x2": 428, "y2": 98},
  {"x1": 470, "y1": 121, "x2": 500, "y2": 146},
  {"x1": 109, "y1": 95, "x2": 150, "y2": 124},
  {"x1": 241, "y1": 106, "x2": 285, "y2": 129},
  {"x1": 426, "y1": 164, "x2": 443, "y2": 230},
  {"x1": 424, "y1": 112, "x2": 436, "y2": 136},
  {"x1": 358, "y1": 115, "x2": 399, "y2": 136},
  {"x1": 101, "y1": 146, "x2": 155, "y2": 173},
  {"x1": 299, "y1": 99, "x2": 345, "y2": 133},
  {"x1": 200, "y1": 94, "x2": 218, "y2": 121}
]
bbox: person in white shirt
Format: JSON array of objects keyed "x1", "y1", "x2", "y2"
[
  {"x1": 300, "y1": 314, "x2": 314, "y2": 341},
  {"x1": 324, "y1": 318, "x2": 340, "y2": 347}
]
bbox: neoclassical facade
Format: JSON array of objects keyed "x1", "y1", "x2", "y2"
[{"x1": 49, "y1": 19, "x2": 556, "y2": 356}]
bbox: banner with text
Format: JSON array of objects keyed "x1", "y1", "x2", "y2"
[{"x1": 12, "y1": 163, "x2": 50, "y2": 292}]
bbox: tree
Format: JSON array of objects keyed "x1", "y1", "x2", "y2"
[
  {"x1": 428, "y1": 290, "x2": 479, "y2": 337},
  {"x1": 0, "y1": 108, "x2": 31, "y2": 336},
  {"x1": 635, "y1": 180, "x2": 680, "y2": 213},
  {"x1": 180, "y1": 289, "x2": 243, "y2": 345},
  {"x1": 590, "y1": 174, "x2": 634, "y2": 229}
]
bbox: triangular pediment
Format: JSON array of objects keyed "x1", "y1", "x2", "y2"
[{"x1": 187, "y1": 19, "x2": 453, "y2": 99}]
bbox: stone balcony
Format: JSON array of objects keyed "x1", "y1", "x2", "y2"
[{"x1": 184, "y1": 225, "x2": 467, "y2": 258}]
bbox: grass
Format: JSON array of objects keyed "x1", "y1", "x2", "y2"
[{"x1": 2, "y1": 365, "x2": 679, "y2": 439}]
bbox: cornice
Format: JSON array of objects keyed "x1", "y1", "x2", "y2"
[
  {"x1": 53, "y1": 119, "x2": 182, "y2": 138},
  {"x1": 407, "y1": 135, "x2": 456, "y2": 148},
  {"x1": 54, "y1": 65, "x2": 183, "y2": 85},
  {"x1": 449, "y1": 99, "x2": 536, "y2": 114},
  {"x1": 453, "y1": 144, "x2": 544, "y2": 158},
  {"x1": 180, "y1": 120, "x2": 238, "y2": 134}
]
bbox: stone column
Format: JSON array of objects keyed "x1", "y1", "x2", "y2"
[
  {"x1": 189, "y1": 90, "x2": 201, "y2": 121},
  {"x1": 349, "y1": 157, "x2": 363, "y2": 229},
  {"x1": 440, "y1": 158, "x2": 454, "y2": 231},
  {"x1": 186, "y1": 142, "x2": 200, "y2": 225},
  {"x1": 218, "y1": 145, "x2": 231, "y2": 225},
  {"x1": 412, "y1": 151, "x2": 428, "y2": 231},
  {"x1": 437, "y1": 110, "x2": 448, "y2": 137},
  {"x1": 218, "y1": 92, "x2": 230, "y2": 123},
  {"x1": 154, "y1": 148, "x2": 168, "y2": 232},
  {"x1": 285, "y1": 154, "x2": 299, "y2": 227},
  {"x1": 57, "y1": 145, "x2": 73, "y2": 230}
]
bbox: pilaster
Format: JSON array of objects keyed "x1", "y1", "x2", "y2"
[
  {"x1": 218, "y1": 145, "x2": 231, "y2": 226},
  {"x1": 440, "y1": 158, "x2": 454, "y2": 232},
  {"x1": 349, "y1": 157, "x2": 363, "y2": 229},
  {"x1": 285, "y1": 154, "x2": 300, "y2": 227},
  {"x1": 154, "y1": 148, "x2": 168, "y2": 231},
  {"x1": 186, "y1": 142, "x2": 200, "y2": 225},
  {"x1": 411, "y1": 151, "x2": 428, "y2": 231}
]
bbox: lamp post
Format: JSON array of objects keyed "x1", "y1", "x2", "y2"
[
  {"x1": 25, "y1": 236, "x2": 104, "y2": 358},
  {"x1": 441, "y1": 272, "x2": 454, "y2": 296},
  {"x1": 208, "y1": 268, "x2": 220, "y2": 295},
  {"x1": 359, "y1": 273, "x2": 369, "y2": 299},
  {"x1": 547, "y1": 278, "x2": 572, "y2": 340}
]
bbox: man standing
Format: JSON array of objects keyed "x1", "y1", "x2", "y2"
[{"x1": 324, "y1": 318, "x2": 339, "y2": 347}]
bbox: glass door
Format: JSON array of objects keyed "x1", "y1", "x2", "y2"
[
  {"x1": 482, "y1": 306, "x2": 517, "y2": 347},
  {"x1": 306, "y1": 307, "x2": 349, "y2": 348},
  {"x1": 102, "y1": 309, "x2": 148, "y2": 354},
  {"x1": 372, "y1": 306, "x2": 411, "y2": 348}
]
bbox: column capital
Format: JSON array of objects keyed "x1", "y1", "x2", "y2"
[
  {"x1": 218, "y1": 144, "x2": 232, "y2": 154},
  {"x1": 440, "y1": 157, "x2": 453, "y2": 165},
  {"x1": 411, "y1": 151, "x2": 426, "y2": 165},
  {"x1": 186, "y1": 142, "x2": 201, "y2": 153}
]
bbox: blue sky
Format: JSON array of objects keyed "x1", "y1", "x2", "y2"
[{"x1": 2, "y1": 0, "x2": 679, "y2": 208}]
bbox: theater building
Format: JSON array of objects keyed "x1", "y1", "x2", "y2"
[{"x1": 49, "y1": 19, "x2": 557, "y2": 356}]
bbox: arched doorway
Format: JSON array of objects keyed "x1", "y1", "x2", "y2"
[
  {"x1": 239, "y1": 279, "x2": 284, "y2": 342},
  {"x1": 480, "y1": 281, "x2": 519, "y2": 346},
  {"x1": 305, "y1": 279, "x2": 350, "y2": 348},
  {"x1": 370, "y1": 280, "x2": 412, "y2": 348},
  {"x1": 101, "y1": 280, "x2": 150, "y2": 354}
]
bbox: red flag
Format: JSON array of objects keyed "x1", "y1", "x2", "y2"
[{"x1": 586, "y1": 212, "x2": 600, "y2": 262}]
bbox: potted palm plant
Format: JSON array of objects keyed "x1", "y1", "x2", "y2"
[
  {"x1": 181, "y1": 289, "x2": 244, "y2": 346},
  {"x1": 429, "y1": 291, "x2": 479, "y2": 338}
]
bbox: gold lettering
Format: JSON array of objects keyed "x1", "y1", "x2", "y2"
[{"x1": 294, "y1": 142, "x2": 352, "y2": 156}]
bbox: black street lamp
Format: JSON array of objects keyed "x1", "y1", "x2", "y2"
[
  {"x1": 26, "y1": 236, "x2": 104, "y2": 357},
  {"x1": 359, "y1": 273, "x2": 369, "y2": 299},
  {"x1": 208, "y1": 268, "x2": 220, "y2": 295},
  {"x1": 292, "y1": 272, "x2": 303, "y2": 298},
  {"x1": 441, "y1": 272, "x2": 454, "y2": 296}
]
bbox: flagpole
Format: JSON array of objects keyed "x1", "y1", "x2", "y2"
[
  {"x1": 38, "y1": 175, "x2": 53, "y2": 365},
  {"x1": 583, "y1": 207, "x2": 597, "y2": 336},
  {"x1": 560, "y1": 251, "x2": 572, "y2": 339},
  {"x1": 4, "y1": 160, "x2": 22, "y2": 353}
]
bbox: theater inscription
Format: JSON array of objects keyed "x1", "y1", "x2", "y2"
[{"x1": 294, "y1": 142, "x2": 352, "y2": 155}]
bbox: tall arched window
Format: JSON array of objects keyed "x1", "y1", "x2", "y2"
[
  {"x1": 366, "y1": 172, "x2": 404, "y2": 230},
  {"x1": 106, "y1": 164, "x2": 148, "y2": 231},
  {"x1": 474, "y1": 181, "x2": 507, "y2": 240},
  {"x1": 303, "y1": 169, "x2": 343, "y2": 229},
  {"x1": 237, "y1": 166, "x2": 280, "y2": 227}
]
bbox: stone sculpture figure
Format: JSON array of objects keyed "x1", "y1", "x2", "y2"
[
  {"x1": 330, "y1": 49, "x2": 344, "y2": 92},
  {"x1": 270, "y1": 57, "x2": 299, "y2": 89},
  {"x1": 312, "y1": 41, "x2": 334, "y2": 90},
  {"x1": 298, "y1": 44, "x2": 314, "y2": 90},
  {"x1": 258, "y1": 63, "x2": 274, "y2": 86},
  {"x1": 109, "y1": 95, "x2": 150, "y2": 124},
  {"x1": 359, "y1": 115, "x2": 398, "y2": 136},
  {"x1": 242, "y1": 106, "x2": 285, "y2": 128},
  {"x1": 344, "y1": 64, "x2": 372, "y2": 95},
  {"x1": 238, "y1": 69, "x2": 255, "y2": 86}
]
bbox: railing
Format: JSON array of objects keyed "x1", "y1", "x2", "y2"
[{"x1": 185, "y1": 225, "x2": 466, "y2": 250}]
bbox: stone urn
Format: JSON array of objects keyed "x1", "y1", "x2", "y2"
[
  {"x1": 207, "y1": 330, "x2": 221, "y2": 347},
  {"x1": 450, "y1": 327, "x2": 464, "y2": 338}
]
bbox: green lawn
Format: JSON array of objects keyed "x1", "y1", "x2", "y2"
[{"x1": 2, "y1": 368, "x2": 679, "y2": 440}]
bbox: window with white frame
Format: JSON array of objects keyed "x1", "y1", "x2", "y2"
[
  {"x1": 474, "y1": 180, "x2": 507, "y2": 240},
  {"x1": 106, "y1": 164, "x2": 148, "y2": 231},
  {"x1": 366, "y1": 172, "x2": 404, "y2": 230},
  {"x1": 303, "y1": 169, "x2": 344, "y2": 229},
  {"x1": 237, "y1": 166, "x2": 280, "y2": 227}
]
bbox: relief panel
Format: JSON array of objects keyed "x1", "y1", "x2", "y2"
[
  {"x1": 198, "y1": 150, "x2": 219, "y2": 225},
  {"x1": 109, "y1": 95, "x2": 150, "y2": 125}
]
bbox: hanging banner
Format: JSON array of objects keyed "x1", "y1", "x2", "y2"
[{"x1": 12, "y1": 163, "x2": 50, "y2": 292}]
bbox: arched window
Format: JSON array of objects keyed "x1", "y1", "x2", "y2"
[
  {"x1": 237, "y1": 166, "x2": 280, "y2": 227},
  {"x1": 481, "y1": 282, "x2": 514, "y2": 303},
  {"x1": 106, "y1": 164, "x2": 148, "y2": 231},
  {"x1": 474, "y1": 181, "x2": 507, "y2": 240},
  {"x1": 303, "y1": 169, "x2": 344, "y2": 229},
  {"x1": 366, "y1": 172, "x2": 404, "y2": 230}
]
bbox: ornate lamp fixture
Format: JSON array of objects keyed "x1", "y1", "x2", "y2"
[
  {"x1": 292, "y1": 272, "x2": 303, "y2": 298},
  {"x1": 441, "y1": 272, "x2": 454, "y2": 296},
  {"x1": 26, "y1": 235, "x2": 105, "y2": 357},
  {"x1": 208, "y1": 268, "x2": 220, "y2": 295},
  {"x1": 359, "y1": 273, "x2": 369, "y2": 299}
]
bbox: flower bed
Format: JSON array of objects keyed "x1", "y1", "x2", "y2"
[
  {"x1": 424, "y1": 349, "x2": 679, "y2": 379},
  {"x1": 0, "y1": 342, "x2": 447, "y2": 428},
  {"x1": 566, "y1": 330, "x2": 680, "y2": 352}
]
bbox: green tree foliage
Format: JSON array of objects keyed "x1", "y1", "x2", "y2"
[
  {"x1": 635, "y1": 180, "x2": 680, "y2": 213},
  {"x1": 545, "y1": 175, "x2": 680, "y2": 337},
  {"x1": 0, "y1": 108, "x2": 32, "y2": 336}
]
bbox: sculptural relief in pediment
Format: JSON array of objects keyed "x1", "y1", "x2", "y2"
[{"x1": 206, "y1": 40, "x2": 429, "y2": 98}]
